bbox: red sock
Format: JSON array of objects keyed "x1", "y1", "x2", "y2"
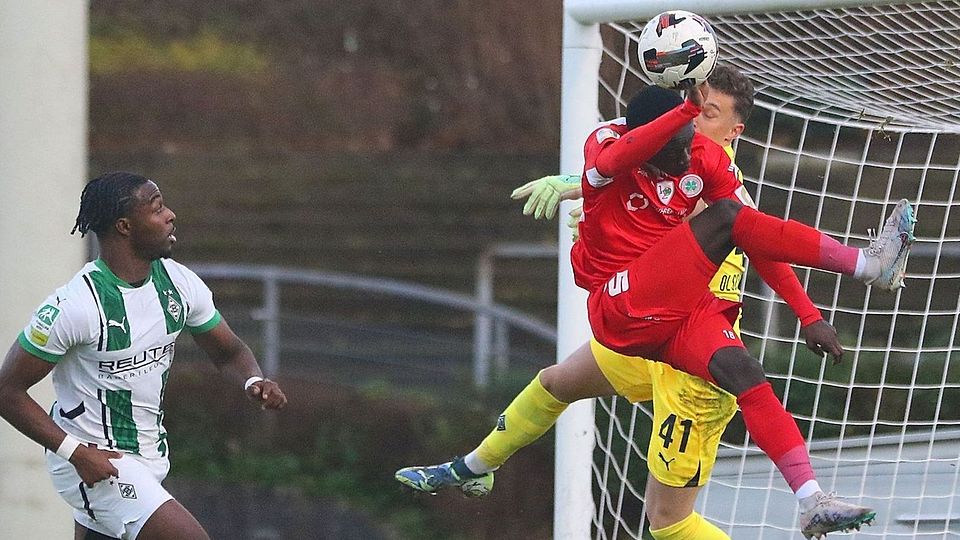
[
  {"x1": 732, "y1": 206, "x2": 859, "y2": 275},
  {"x1": 737, "y1": 382, "x2": 816, "y2": 493}
]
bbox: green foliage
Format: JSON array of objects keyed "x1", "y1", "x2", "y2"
[
  {"x1": 90, "y1": 29, "x2": 268, "y2": 75},
  {"x1": 164, "y1": 368, "x2": 543, "y2": 539}
]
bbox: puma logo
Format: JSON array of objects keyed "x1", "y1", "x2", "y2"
[
  {"x1": 107, "y1": 317, "x2": 127, "y2": 333},
  {"x1": 658, "y1": 452, "x2": 676, "y2": 470}
]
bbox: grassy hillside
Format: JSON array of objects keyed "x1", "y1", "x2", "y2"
[{"x1": 90, "y1": 1, "x2": 563, "y2": 153}]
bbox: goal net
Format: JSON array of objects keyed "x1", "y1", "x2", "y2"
[{"x1": 559, "y1": 1, "x2": 960, "y2": 538}]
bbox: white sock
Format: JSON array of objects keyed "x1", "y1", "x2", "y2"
[
  {"x1": 796, "y1": 480, "x2": 822, "y2": 505},
  {"x1": 852, "y1": 250, "x2": 871, "y2": 279},
  {"x1": 464, "y1": 451, "x2": 495, "y2": 475}
]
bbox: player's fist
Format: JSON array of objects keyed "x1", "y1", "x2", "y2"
[
  {"x1": 246, "y1": 378, "x2": 288, "y2": 410},
  {"x1": 70, "y1": 444, "x2": 121, "y2": 487},
  {"x1": 685, "y1": 83, "x2": 709, "y2": 108},
  {"x1": 801, "y1": 320, "x2": 844, "y2": 364}
]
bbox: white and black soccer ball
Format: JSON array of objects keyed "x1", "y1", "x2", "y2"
[
  {"x1": 638, "y1": 10, "x2": 719, "y2": 89},
  {"x1": 459, "y1": 473, "x2": 494, "y2": 497}
]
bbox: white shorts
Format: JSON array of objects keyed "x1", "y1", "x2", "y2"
[{"x1": 47, "y1": 449, "x2": 173, "y2": 539}]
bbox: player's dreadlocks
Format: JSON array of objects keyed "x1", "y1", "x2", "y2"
[{"x1": 72, "y1": 171, "x2": 150, "y2": 237}]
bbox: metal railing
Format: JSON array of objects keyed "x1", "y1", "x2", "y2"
[
  {"x1": 191, "y1": 261, "x2": 557, "y2": 387},
  {"x1": 473, "y1": 242, "x2": 558, "y2": 387}
]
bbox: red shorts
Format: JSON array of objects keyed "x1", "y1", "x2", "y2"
[{"x1": 587, "y1": 222, "x2": 745, "y2": 383}]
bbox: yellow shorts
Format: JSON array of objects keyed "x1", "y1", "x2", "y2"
[{"x1": 591, "y1": 338, "x2": 737, "y2": 488}]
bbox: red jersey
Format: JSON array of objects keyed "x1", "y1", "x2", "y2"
[{"x1": 571, "y1": 113, "x2": 744, "y2": 292}]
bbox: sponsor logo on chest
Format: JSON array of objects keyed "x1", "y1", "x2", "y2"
[{"x1": 98, "y1": 341, "x2": 175, "y2": 380}]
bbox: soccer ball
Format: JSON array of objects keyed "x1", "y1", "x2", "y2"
[
  {"x1": 638, "y1": 10, "x2": 719, "y2": 89},
  {"x1": 459, "y1": 473, "x2": 494, "y2": 497}
]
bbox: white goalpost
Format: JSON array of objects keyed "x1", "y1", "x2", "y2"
[{"x1": 556, "y1": 1, "x2": 960, "y2": 538}]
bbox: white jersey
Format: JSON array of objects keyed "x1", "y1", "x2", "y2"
[{"x1": 19, "y1": 258, "x2": 221, "y2": 460}]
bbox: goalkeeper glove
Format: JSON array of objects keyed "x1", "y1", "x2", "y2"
[
  {"x1": 510, "y1": 174, "x2": 581, "y2": 220},
  {"x1": 567, "y1": 204, "x2": 583, "y2": 242}
]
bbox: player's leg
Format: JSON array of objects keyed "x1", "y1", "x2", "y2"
[
  {"x1": 75, "y1": 523, "x2": 118, "y2": 539},
  {"x1": 537, "y1": 341, "x2": 618, "y2": 402},
  {"x1": 583, "y1": 332, "x2": 733, "y2": 538},
  {"x1": 688, "y1": 198, "x2": 915, "y2": 289},
  {"x1": 395, "y1": 341, "x2": 616, "y2": 495},
  {"x1": 49, "y1": 450, "x2": 202, "y2": 540},
  {"x1": 71, "y1": 505, "x2": 201, "y2": 540},
  {"x1": 136, "y1": 499, "x2": 209, "y2": 540},
  {"x1": 666, "y1": 313, "x2": 875, "y2": 538},
  {"x1": 590, "y1": 339, "x2": 655, "y2": 404},
  {"x1": 50, "y1": 452, "x2": 166, "y2": 540},
  {"x1": 644, "y1": 480, "x2": 702, "y2": 532},
  {"x1": 715, "y1": 350, "x2": 876, "y2": 538},
  {"x1": 646, "y1": 481, "x2": 729, "y2": 540},
  {"x1": 465, "y1": 341, "x2": 618, "y2": 473},
  {"x1": 708, "y1": 346, "x2": 816, "y2": 491},
  {"x1": 643, "y1": 361, "x2": 736, "y2": 539},
  {"x1": 567, "y1": 342, "x2": 730, "y2": 539}
]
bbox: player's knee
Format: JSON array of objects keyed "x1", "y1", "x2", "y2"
[
  {"x1": 689, "y1": 198, "x2": 743, "y2": 262},
  {"x1": 708, "y1": 347, "x2": 766, "y2": 396},
  {"x1": 537, "y1": 365, "x2": 564, "y2": 399},
  {"x1": 538, "y1": 364, "x2": 581, "y2": 403},
  {"x1": 704, "y1": 198, "x2": 743, "y2": 228},
  {"x1": 645, "y1": 497, "x2": 693, "y2": 530}
]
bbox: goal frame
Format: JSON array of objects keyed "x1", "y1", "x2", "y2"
[{"x1": 554, "y1": 1, "x2": 939, "y2": 538}]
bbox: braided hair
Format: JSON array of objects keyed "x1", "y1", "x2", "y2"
[{"x1": 72, "y1": 172, "x2": 150, "y2": 237}]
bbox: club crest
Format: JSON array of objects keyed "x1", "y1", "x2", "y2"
[
  {"x1": 163, "y1": 289, "x2": 182, "y2": 322},
  {"x1": 118, "y1": 482, "x2": 137, "y2": 500},
  {"x1": 656, "y1": 180, "x2": 675, "y2": 205},
  {"x1": 679, "y1": 174, "x2": 704, "y2": 197}
]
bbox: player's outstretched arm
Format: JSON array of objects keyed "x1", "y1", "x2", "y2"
[
  {"x1": 510, "y1": 174, "x2": 581, "y2": 220},
  {"x1": 192, "y1": 320, "x2": 288, "y2": 410},
  {"x1": 594, "y1": 98, "x2": 701, "y2": 178}
]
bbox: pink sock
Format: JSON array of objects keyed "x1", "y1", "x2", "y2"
[
  {"x1": 732, "y1": 206, "x2": 860, "y2": 276},
  {"x1": 737, "y1": 382, "x2": 816, "y2": 493},
  {"x1": 818, "y1": 235, "x2": 859, "y2": 275},
  {"x1": 775, "y1": 447, "x2": 818, "y2": 493}
]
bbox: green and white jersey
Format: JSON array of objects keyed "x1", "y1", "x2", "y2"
[{"x1": 19, "y1": 258, "x2": 222, "y2": 460}]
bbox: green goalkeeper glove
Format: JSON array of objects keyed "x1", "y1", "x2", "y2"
[
  {"x1": 510, "y1": 174, "x2": 581, "y2": 220},
  {"x1": 567, "y1": 204, "x2": 583, "y2": 242}
]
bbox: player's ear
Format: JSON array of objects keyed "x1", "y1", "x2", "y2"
[
  {"x1": 728, "y1": 122, "x2": 745, "y2": 142},
  {"x1": 114, "y1": 217, "x2": 132, "y2": 237}
]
